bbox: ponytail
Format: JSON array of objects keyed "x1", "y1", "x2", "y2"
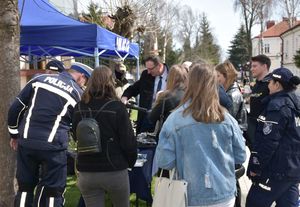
[
  {"x1": 290, "y1": 76, "x2": 300, "y2": 86},
  {"x1": 282, "y1": 75, "x2": 300, "y2": 91}
]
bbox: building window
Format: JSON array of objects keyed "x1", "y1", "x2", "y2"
[{"x1": 264, "y1": 43, "x2": 270, "y2": 53}]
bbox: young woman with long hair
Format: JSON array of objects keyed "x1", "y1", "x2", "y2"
[
  {"x1": 72, "y1": 65, "x2": 137, "y2": 207},
  {"x1": 215, "y1": 60, "x2": 246, "y2": 127},
  {"x1": 155, "y1": 63, "x2": 246, "y2": 207},
  {"x1": 215, "y1": 60, "x2": 247, "y2": 207},
  {"x1": 149, "y1": 64, "x2": 188, "y2": 137}
]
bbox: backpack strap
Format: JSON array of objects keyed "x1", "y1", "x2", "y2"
[
  {"x1": 94, "y1": 100, "x2": 116, "y2": 119},
  {"x1": 78, "y1": 100, "x2": 115, "y2": 119},
  {"x1": 78, "y1": 102, "x2": 86, "y2": 119}
]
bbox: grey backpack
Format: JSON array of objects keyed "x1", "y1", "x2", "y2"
[{"x1": 76, "y1": 101, "x2": 114, "y2": 155}]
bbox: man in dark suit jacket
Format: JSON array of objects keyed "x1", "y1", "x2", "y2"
[{"x1": 121, "y1": 55, "x2": 169, "y2": 134}]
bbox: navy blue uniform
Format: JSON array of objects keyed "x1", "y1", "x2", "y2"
[
  {"x1": 247, "y1": 75, "x2": 270, "y2": 148},
  {"x1": 246, "y1": 91, "x2": 300, "y2": 207},
  {"x1": 8, "y1": 71, "x2": 82, "y2": 207}
]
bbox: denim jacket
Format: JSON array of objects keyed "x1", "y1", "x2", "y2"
[{"x1": 155, "y1": 104, "x2": 246, "y2": 206}]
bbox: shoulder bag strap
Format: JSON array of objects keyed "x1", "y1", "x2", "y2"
[
  {"x1": 236, "y1": 100, "x2": 243, "y2": 118},
  {"x1": 159, "y1": 99, "x2": 166, "y2": 129}
]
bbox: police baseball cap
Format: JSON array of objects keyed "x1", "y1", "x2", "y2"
[
  {"x1": 270, "y1": 67, "x2": 293, "y2": 83},
  {"x1": 70, "y1": 62, "x2": 93, "y2": 79},
  {"x1": 46, "y1": 60, "x2": 65, "y2": 72}
]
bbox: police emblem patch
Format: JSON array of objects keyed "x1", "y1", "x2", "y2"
[{"x1": 263, "y1": 123, "x2": 272, "y2": 135}]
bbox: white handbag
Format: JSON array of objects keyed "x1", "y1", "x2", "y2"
[{"x1": 152, "y1": 169, "x2": 188, "y2": 207}]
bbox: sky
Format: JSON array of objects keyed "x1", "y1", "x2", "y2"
[
  {"x1": 183, "y1": 0, "x2": 244, "y2": 57},
  {"x1": 50, "y1": 0, "x2": 262, "y2": 59}
]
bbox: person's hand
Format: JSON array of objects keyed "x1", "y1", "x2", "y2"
[
  {"x1": 10, "y1": 138, "x2": 18, "y2": 151},
  {"x1": 121, "y1": 96, "x2": 128, "y2": 104}
]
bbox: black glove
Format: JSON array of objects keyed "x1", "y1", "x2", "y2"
[{"x1": 247, "y1": 152, "x2": 262, "y2": 180}]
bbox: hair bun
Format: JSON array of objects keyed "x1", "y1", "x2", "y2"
[{"x1": 290, "y1": 76, "x2": 300, "y2": 86}]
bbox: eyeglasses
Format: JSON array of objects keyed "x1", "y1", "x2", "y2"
[{"x1": 147, "y1": 64, "x2": 158, "y2": 71}]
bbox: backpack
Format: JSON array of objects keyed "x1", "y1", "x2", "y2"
[{"x1": 76, "y1": 100, "x2": 114, "y2": 155}]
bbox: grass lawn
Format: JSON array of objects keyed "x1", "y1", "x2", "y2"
[
  {"x1": 65, "y1": 176, "x2": 81, "y2": 207},
  {"x1": 130, "y1": 109, "x2": 138, "y2": 121},
  {"x1": 64, "y1": 175, "x2": 154, "y2": 207}
]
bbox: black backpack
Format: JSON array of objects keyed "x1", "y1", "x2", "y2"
[{"x1": 76, "y1": 100, "x2": 114, "y2": 155}]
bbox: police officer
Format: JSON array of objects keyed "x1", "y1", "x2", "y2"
[
  {"x1": 247, "y1": 55, "x2": 271, "y2": 149},
  {"x1": 7, "y1": 61, "x2": 92, "y2": 207},
  {"x1": 246, "y1": 67, "x2": 300, "y2": 207}
]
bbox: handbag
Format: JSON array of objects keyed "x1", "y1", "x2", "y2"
[{"x1": 152, "y1": 168, "x2": 188, "y2": 207}]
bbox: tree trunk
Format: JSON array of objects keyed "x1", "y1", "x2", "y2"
[
  {"x1": 162, "y1": 33, "x2": 167, "y2": 63},
  {"x1": 0, "y1": 0, "x2": 19, "y2": 206}
]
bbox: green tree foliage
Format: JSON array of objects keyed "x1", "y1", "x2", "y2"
[
  {"x1": 194, "y1": 14, "x2": 220, "y2": 65},
  {"x1": 228, "y1": 25, "x2": 250, "y2": 69},
  {"x1": 81, "y1": 3, "x2": 105, "y2": 27},
  {"x1": 157, "y1": 31, "x2": 181, "y2": 66},
  {"x1": 294, "y1": 49, "x2": 300, "y2": 68}
]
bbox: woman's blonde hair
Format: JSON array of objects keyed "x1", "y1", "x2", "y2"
[
  {"x1": 81, "y1": 65, "x2": 118, "y2": 103},
  {"x1": 215, "y1": 60, "x2": 238, "y2": 90},
  {"x1": 166, "y1": 64, "x2": 188, "y2": 91},
  {"x1": 155, "y1": 64, "x2": 188, "y2": 102},
  {"x1": 180, "y1": 63, "x2": 225, "y2": 123}
]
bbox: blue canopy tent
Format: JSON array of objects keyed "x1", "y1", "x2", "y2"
[{"x1": 19, "y1": 0, "x2": 139, "y2": 66}]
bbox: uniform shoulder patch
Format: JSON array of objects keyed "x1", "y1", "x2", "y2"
[{"x1": 263, "y1": 122, "x2": 273, "y2": 135}]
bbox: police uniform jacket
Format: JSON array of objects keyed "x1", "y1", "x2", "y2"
[
  {"x1": 249, "y1": 75, "x2": 271, "y2": 119},
  {"x1": 247, "y1": 74, "x2": 271, "y2": 147},
  {"x1": 7, "y1": 71, "x2": 83, "y2": 151},
  {"x1": 250, "y1": 91, "x2": 300, "y2": 182}
]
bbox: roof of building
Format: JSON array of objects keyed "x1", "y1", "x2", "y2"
[
  {"x1": 281, "y1": 23, "x2": 300, "y2": 36},
  {"x1": 254, "y1": 19, "x2": 300, "y2": 38}
]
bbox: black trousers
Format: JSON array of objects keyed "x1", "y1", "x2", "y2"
[
  {"x1": 235, "y1": 181, "x2": 241, "y2": 207},
  {"x1": 15, "y1": 146, "x2": 67, "y2": 207},
  {"x1": 246, "y1": 180, "x2": 299, "y2": 207}
]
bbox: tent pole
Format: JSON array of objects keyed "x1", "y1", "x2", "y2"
[
  {"x1": 136, "y1": 57, "x2": 140, "y2": 80},
  {"x1": 94, "y1": 48, "x2": 99, "y2": 67},
  {"x1": 136, "y1": 57, "x2": 140, "y2": 105}
]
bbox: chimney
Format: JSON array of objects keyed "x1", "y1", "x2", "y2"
[
  {"x1": 266, "y1": 20, "x2": 275, "y2": 29},
  {"x1": 282, "y1": 17, "x2": 289, "y2": 22}
]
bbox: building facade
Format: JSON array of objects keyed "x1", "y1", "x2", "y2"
[{"x1": 281, "y1": 25, "x2": 300, "y2": 76}]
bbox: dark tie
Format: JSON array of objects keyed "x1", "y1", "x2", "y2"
[{"x1": 156, "y1": 76, "x2": 163, "y2": 94}]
